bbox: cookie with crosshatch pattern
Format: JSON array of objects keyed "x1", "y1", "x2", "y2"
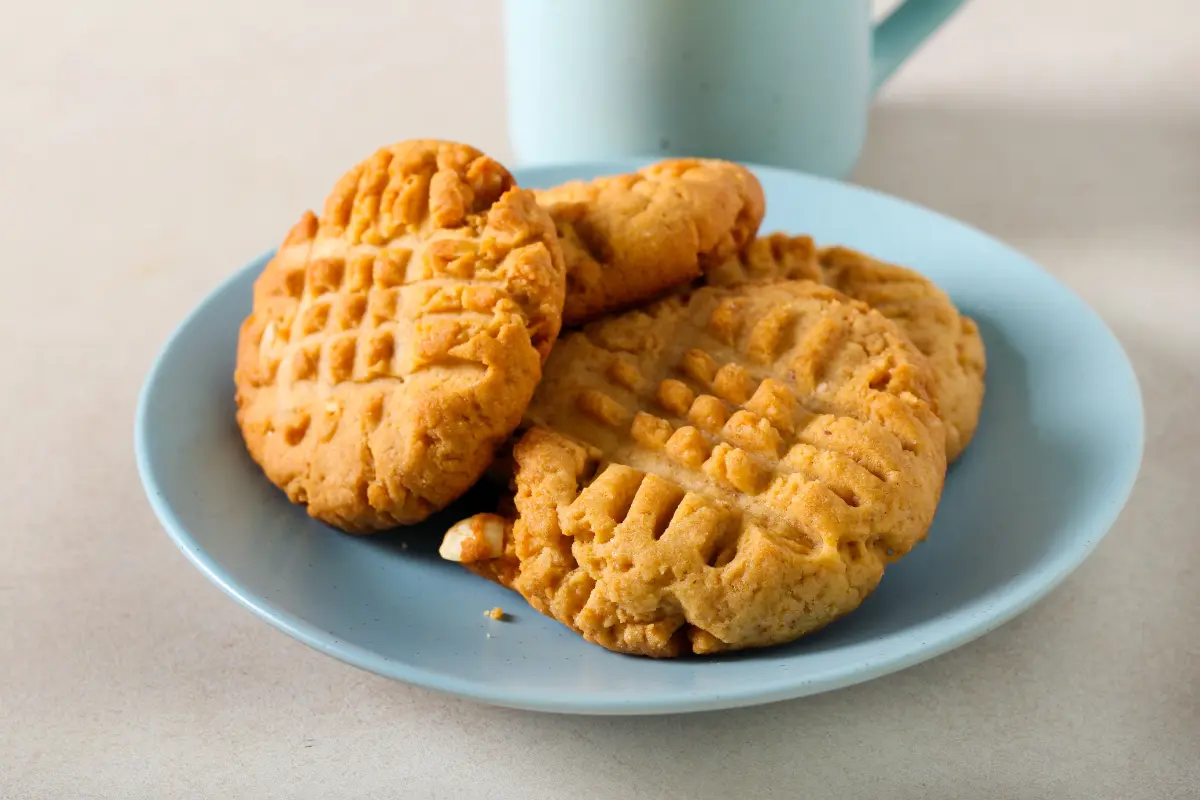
[
  {"x1": 441, "y1": 281, "x2": 946, "y2": 657},
  {"x1": 816, "y1": 246, "x2": 986, "y2": 462},
  {"x1": 234, "y1": 139, "x2": 566, "y2": 532},
  {"x1": 536, "y1": 158, "x2": 765, "y2": 327},
  {"x1": 701, "y1": 231, "x2": 822, "y2": 287},
  {"x1": 704, "y1": 237, "x2": 986, "y2": 461}
]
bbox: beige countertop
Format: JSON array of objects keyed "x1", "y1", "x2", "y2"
[{"x1": 3, "y1": 0, "x2": 1197, "y2": 796}]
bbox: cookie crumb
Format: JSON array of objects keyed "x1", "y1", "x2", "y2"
[{"x1": 485, "y1": 607, "x2": 506, "y2": 621}]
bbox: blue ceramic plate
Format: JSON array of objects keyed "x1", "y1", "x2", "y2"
[{"x1": 136, "y1": 160, "x2": 1143, "y2": 714}]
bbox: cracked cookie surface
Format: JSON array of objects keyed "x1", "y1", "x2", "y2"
[
  {"x1": 445, "y1": 281, "x2": 946, "y2": 656},
  {"x1": 816, "y1": 246, "x2": 986, "y2": 461},
  {"x1": 706, "y1": 238, "x2": 986, "y2": 461},
  {"x1": 537, "y1": 159, "x2": 765, "y2": 327},
  {"x1": 234, "y1": 139, "x2": 566, "y2": 532}
]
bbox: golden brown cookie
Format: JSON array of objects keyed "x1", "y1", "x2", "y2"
[
  {"x1": 706, "y1": 238, "x2": 986, "y2": 461},
  {"x1": 702, "y1": 232, "x2": 820, "y2": 287},
  {"x1": 234, "y1": 139, "x2": 567, "y2": 532},
  {"x1": 537, "y1": 159, "x2": 765, "y2": 327},
  {"x1": 817, "y1": 247, "x2": 986, "y2": 461},
  {"x1": 442, "y1": 281, "x2": 946, "y2": 657}
]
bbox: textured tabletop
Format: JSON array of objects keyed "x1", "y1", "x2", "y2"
[{"x1": 2, "y1": 0, "x2": 1197, "y2": 797}]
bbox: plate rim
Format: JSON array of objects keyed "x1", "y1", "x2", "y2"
[{"x1": 135, "y1": 159, "x2": 1145, "y2": 715}]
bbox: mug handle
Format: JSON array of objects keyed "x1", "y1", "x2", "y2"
[{"x1": 872, "y1": 0, "x2": 971, "y2": 93}]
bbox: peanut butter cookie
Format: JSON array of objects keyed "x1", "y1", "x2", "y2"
[
  {"x1": 702, "y1": 232, "x2": 821, "y2": 287},
  {"x1": 817, "y1": 246, "x2": 985, "y2": 461},
  {"x1": 706, "y1": 238, "x2": 986, "y2": 461},
  {"x1": 235, "y1": 140, "x2": 566, "y2": 532},
  {"x1": 443, "y1": 281, "x2": 946, "y2": 657},
  {"x1": 538, "y1": 159, "x2": 765, "y2": 327}
]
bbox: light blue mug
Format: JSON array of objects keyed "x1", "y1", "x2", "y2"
[{"x1": 504, "y1": 0, "x2": 970, "y2": 178}]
